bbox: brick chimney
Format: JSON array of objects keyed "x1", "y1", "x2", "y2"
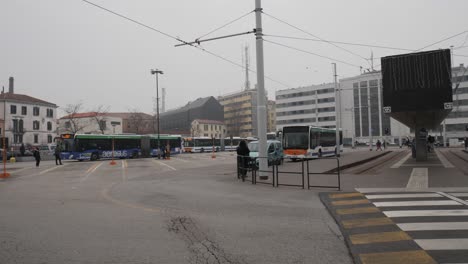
[{"x1": 8, "y1": 77, "x2": 14, "y2": 94}]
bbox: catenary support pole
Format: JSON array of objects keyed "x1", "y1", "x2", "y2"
[
  {"x1": 333, "y1": 63, "x2": 341, "y2": 157},
  {"x1": 255, "y1": 0, "x2": 268, "y2": 180}
]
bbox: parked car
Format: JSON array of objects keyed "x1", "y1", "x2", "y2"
[{"x1": 248, "y1": 140, "x2": 284, "y2": 166}]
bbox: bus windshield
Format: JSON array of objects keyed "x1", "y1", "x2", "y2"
[
  {"x1": 283, "y1": 132, "x2": 309, "y2": 149},
  {"x1": 283, "y1": 127, "x2": 309, "y2": 149}
]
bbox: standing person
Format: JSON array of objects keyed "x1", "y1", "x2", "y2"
[
  {"x1": 20, "y1": 143, "x2": 25, "y2": 156},
  {"x1": 236, "y1": 140, "x2": 250, "y2": 181},
  {"x1": 376, "y1": 140, "x2": 382, "y2": 151},
  {"x1": 54, "y1": 145, "x2": 62, "y2": 165},
  {"x1": 33, "y1": 147, "x2": 41, "y2": 167}
]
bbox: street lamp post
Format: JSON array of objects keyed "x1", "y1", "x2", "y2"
[{"x1": 151, "y1": 69, "x2": 163, "y2": 159}]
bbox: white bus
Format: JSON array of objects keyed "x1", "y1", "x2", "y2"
[{"x1": 282, "y1": 125, "x2": 342, "y2": 161}]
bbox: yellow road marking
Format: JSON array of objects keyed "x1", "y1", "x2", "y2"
[
  {"x1": 343, "y1": 217, "x2": 394, "y2": 229},
  {"x1": 360, "y1": 250, "x2": 437, "y2": 264},
  {"x1": 101, "y1": 182, "x2": 160, "y2": 213},
  {"x1": 332, "y1": 199, "x2": 370, "y2": 206},
  {"x1": 336, "y1": 207, "x2": 380, "y2": 215},
  {"x1": 329, "y1": 192, "x2": 364, "y2": 199},
  {"x1": 351, "y1": 231, "x2": 412, "y2": 245}
]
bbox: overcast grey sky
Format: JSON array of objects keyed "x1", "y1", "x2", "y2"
[{"x1": 2, "y1": 0, "x2": 468, "y2": 116}]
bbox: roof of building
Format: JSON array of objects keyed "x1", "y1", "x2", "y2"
[
  {"x1": 0, "y1": 92, "x2": 57, "y2": 107},
  {"x1": 160, "y1": 96, "x2": 217, "y2": 117},
  {"x1": 60, "y1": 112, "x2": 154, "y2": 120},
  {"x1": 106, "y1": 112, "x2": 153, "y2": 119},
  {"x1": 192, "y1": 119, "x2": 224, "y2": 125}
]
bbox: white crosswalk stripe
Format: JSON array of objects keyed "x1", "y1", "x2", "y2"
[{"x1": 363, "y1": 190, "x2": 468, "y2": 262}]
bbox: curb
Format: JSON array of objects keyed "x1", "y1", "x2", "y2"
[{"x1": 324, "y1": 151, "x2": 392, "y2": 174}]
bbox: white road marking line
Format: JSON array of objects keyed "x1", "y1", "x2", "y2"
[
  {"x1": 356, "y1": 187, "x2": 468, "y2": 193},
  {"x1": 366, "y1": 193, "x2": 441, "y2": 200},
  {"x1": 374, "y1": 200, "x2": 461, "y2": 207},
  {"x1": 401, "y1": 164, "x2": 442, "y2": 167},
  {"x1": 438, "y1": 192, "x2": 468, "y2": 206},
  {"x1": 435, "y1": 149, "x2": 455, "y2": 168},
  {"x1": 398, "y1": 222, "x2": 468, "y2": 231},
  {"x1": 39, "y1": 164, "x2": 68, "y2": 175},
  {"x1": 151, "y1": 160, "x2": 176, "y2": 171},
  {"x1": 415, "y1": 239, "x2": 468, "y2": 250},
  {"x1": 406, "y1": 168, "x2": 428, "y2": 189},
  {"x1": 390, "y1": 153, "x2": 411, "y2": 168},
  {"x1": 10, "y1": 167, "x2": 29, "y2": 174},
  {"x1": 384, "y1": 210, "x2": 468, "y2": 218},
  {"x1": 80, "y1": 162, "x2": 103, "y2": 183}
]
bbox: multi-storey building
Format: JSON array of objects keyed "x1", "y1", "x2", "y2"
[
  {"x1": 159, "y1": 96, "x2": 223, "y2": 135},
  {"x1": 442, "y1": 63, "x2": 468, "y2": 140},
  {"x1": 0, "y1": 77, "x2": 58, "y2": 148},
  {"x1": 190, "y1": 119, "x2": 226, "y2": 138},
  {"x1": 267, "y1": 100, "x2": 276, "y2": 133},
  {"x1": 340, "y1": 71, "x2": 410, "y2": 144},
  {"x1": 218, "y1": 89, "x2": 259, "y2": 138},
  {"x1": 276, "y1": 83, "x2": 337, "y2": 131}
]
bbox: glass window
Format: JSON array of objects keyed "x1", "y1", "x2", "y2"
[
  {"x1": 12, "y1": 119, "x2": 18, "y2": 132},
  {"x1": 21, "y1": 106, "x2": 27, "y2": 115},
  {"x1": 33, "y1": 107, "x2": 39, "y2": 116},
  {"x1": 34, "y1": 134, "x2": 38, "y2": 143},
  {"x1": 19, "y1": 120, "x2": 23, "y2": 132},
  {"x1": 47, "y1": 122, "x2": 52, "y2": 131},
  {"x1": 10, "y1": 105, "x2": 16, "y2": 114},
  {"x1": 48, "y1": 135, "x2": 53, "y2": 143},
  {"x1": 33, "y1": 121, "x2": 40, "y2": 130}
]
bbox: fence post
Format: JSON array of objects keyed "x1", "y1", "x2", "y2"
[
  {"x1": 301, "y1": 159, "x2": 305, "y2": 189},
  {"x1": 306, "y1": 159, "x2": 310, "y2": 190},
  {"x1": 272, "y1": 162, "x2": 275, "y2": 187},
  {"x1": 337, "y1": 158, "x2": 341, "y2": 191}
]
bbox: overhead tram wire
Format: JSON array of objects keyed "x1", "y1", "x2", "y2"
[
  {"x1": 263, "y1": 34, "x2": 416, "y2": 52},
  {"x1": 196, "y1": 10, "x2": 254, "y2": 40},
  {"x1": 264, "y1": 39, "x2": 362, "y2": 69},
  {"x1": 80, "y1": 0, "x2": 291, "y2": 88},
  {"x1": 416, "y1": 29, "x2": 468, "y2": 52},
  {"x1": 262, "y1": 12, "x2": 371, "y2": 67}
]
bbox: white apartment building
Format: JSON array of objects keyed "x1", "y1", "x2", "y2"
[
  {"x1": 0, "y1": 77, "x2": 58, "y2": 148},
  {"x1": 340, "y1": 71, "x2": 410, "y2": 144},
  {"x1": 58, "y1": 112, "x2": 123, "y2": 135},
  {"x1": 276, "y1": 83, "x2": 337, "y2": 131}
]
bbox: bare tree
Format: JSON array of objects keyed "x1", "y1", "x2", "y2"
[
  {"x1": 62, "y1": 102, "x2": 86, "y2": 134},
  {"x1": 91, "y1": 105, "x2": 110, "y2": 134},
  {"x1": 128, "y1": 108, "x2": 146, "y2": 134}
]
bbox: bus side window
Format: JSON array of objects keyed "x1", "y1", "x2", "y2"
[{"x1": 268, "y1": 144, "x2": 275, "y2": 153}]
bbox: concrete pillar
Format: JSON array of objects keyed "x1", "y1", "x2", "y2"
[{"x1": 415, "y1": 121, "x2": 428, "y2": 161}]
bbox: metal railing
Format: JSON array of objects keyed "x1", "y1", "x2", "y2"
[{"x1": 237, "y1": 155, "x2": 341, "y2": 190}]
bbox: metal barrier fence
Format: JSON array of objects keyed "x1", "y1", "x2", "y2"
[
  {"x1": 306, "y1": 158, "x2": 341, "y2": 190},
  {"x1": 237, "y1": 155, "x2": 340, "y2": 190}
]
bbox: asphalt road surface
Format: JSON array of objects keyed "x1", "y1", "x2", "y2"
[{"x1": 0, "y1": 152, "x2": 352, "y2": 264}]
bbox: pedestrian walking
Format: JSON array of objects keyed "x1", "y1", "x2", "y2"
[
  {"x1": 376, "y1": 140, "x2": 382, "y2": 151},
  {"x1": 236, "y1": 140, "x2": 250, "y2": 181},
  {"x1": 33, "y1": 147, "x2": 41, "y2": 167},
  {"x1": 54, "y1": 145, "x2": 62, "y2": 165}
]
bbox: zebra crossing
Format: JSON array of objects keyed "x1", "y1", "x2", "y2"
[
  {"x1": 322, "y1": 190, "x2": 468, "y2": 264},
  {"x1": 361, "y1": 190, "x2": 468, "y2": 263}
]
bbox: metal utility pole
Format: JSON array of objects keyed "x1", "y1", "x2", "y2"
[
  {"x1": 162, "y1": 88, "x2": 166, "y2": 113},
  {"x1": 244, "y1": 45, "x2": 251, "y2": 91},
  {"x1": 333, "y1": 63, "x2": 341, "y2": 157},
  {"x1": 368, "y1": 86, "x2": 373, "y2": 150},
  {"x1": 151, "y1": 69, "x2": 164, "y2": 158},
  {"x1": 255, "y1": 0, "x2": 268, "y2": 180}
]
